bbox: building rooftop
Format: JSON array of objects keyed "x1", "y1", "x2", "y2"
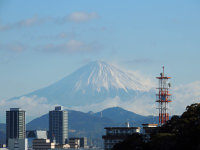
[
  {"x1": 26, "y1": 130, "x2": 47, "y2": 139},
  {"x1": 105, "y1": 127, "x2": 140, "y2": 129},
  {"x1": 9, "y1": 108, "x2": 23, "y2": 111},
  {"x1": 55, "y1": 106, "x2": 63, "y2": 111},
  {"x1": 142, "y1": 124, "x2": 158, "y2": 127}
]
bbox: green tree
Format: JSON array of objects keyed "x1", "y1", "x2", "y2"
[{"x1": 112, "y1": 103, "x2": 200, "y2": 150}]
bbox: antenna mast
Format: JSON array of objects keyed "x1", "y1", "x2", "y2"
[{"x1": 156, "y1": 66, "x2": 172, "y2": 125}]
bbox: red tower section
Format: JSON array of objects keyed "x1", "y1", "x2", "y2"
[{"x1": 156, "y1": 66, "x2": 172, "y2": 125}]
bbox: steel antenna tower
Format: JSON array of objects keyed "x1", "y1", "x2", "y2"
[{"x1": 156, "y1": 66, "x2": 172, "y2": 125}]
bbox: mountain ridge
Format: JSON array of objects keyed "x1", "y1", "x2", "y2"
[{"x1": 27, "y1": 106, "x2": 158, "y2": 130}]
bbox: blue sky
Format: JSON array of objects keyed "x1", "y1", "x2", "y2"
[{"x1": 0, "y1": 0, "x2": 200, "y2": 100}]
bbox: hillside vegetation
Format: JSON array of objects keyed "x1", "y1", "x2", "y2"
[{"x1": 113, "y1": 103, "x2": 200, "y2": 150}]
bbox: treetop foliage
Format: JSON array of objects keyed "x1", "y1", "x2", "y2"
[{"x1": 112, "y1": 103, "x2": 200, "y2": 150}]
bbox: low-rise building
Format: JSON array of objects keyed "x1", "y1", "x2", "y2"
[
  {"x1": 32, "y1": 139, "x2": 55, "y2": 150},
  {"x1": 8, "y1": 138, "x2": 28, "y2": 150},
  {"x1": 68, "y1": 137, "x2": 88, "y2": 149},
  {"x1": 102, "y1": 127, "x2": 140, "y2": 150},
  {"x1": 69, "y1": 138, "x2": 80, "y2": 149},
  {"x1": 54, "y1": 143, "x2": 70, "y2": 149},
  {"x1": 26, "y1": 130, "x2": 48, "y2": 148}
]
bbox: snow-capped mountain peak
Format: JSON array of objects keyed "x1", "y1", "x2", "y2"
[
  {"x1": 72, "y1": 61, "x2": 154, "y2": 92},
  {"x1": 25, "y1": 61, "x2": 155, "y2": 107}
]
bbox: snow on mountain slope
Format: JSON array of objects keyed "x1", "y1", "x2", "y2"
[
  {"x1": 24, "y1": 61, "x2": 155, "y2": 107},
  {"x1": 72, "y1": 61, "x2": 153, "y2": 92}
]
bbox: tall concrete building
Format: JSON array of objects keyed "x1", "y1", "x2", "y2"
[
  {"x1": 6, "y1": 108, "x2": 27, "y2": 150},
  {"x1": 49, "y1": 106, "x2": 68, "y2": 145},
  {"x1": 6, "y1": 108, "x2": 26, "y2": 144}
]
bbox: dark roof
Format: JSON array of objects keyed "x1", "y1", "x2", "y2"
[{"x1": 104, "y1": 127, "x2": 140, "y2": 129}]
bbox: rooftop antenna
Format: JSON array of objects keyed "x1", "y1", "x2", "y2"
[
  {"x1": 162, "y1": 66, "x2": 164, "y2": 76},
  {"x1": 53, "y1": 134, "x2": 56, "y2": 144},
  {"x1": 125, "y1": 121, "x2": 130, "y2": 128}
]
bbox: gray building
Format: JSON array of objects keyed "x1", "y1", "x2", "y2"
[
  {"x1": 49, "y1": 106, "x2": 68, "y2": 145},
  {"x1": 32, "y1": 139, "x2": 55, "y2": 150},
  {"x1": 7, "y1": 138, "x2": 27, "y2": 150},
  {"x1": 69, "y1": 137, "x2": 88, "y2": 149},
  {"x1": 6, "y1": 108, "x2": 26, "y2": 145},
  {"x1": 26, "y1": 130, "x2": 48, "y2": 148}
]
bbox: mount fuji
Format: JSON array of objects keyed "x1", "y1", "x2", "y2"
[
  {"x1": 3, "y1": 60, "x2": 198, "y2": 123},
  {"x1": 26, "y1": 61, "x2": 154, "y2": 105}
]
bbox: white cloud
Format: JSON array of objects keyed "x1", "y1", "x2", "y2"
[
  {"x1": 68, "y1": 81, "x2": 200, "y2": 117},
  {"x1": 172, "y1": 81, "x2": 200, "y2": 115},
  {"x1": 0, "y1": 15, "x2": 47, "y2": 31},
  {"x1": 66, "y1": 40, "x2": 83, "y2": 51},
  {"x1": 0, "y1": 43, "x2": 26, "y2": 52},
  {"x1": 0, "y1": 96, "x2": 55, "y2": 122},
  {"x1": 1, "y1": 81, "x2": 199, "y2": 123},
  {"x1": 38, "y1": 40, "x2": 102, "y2": 54},
  {"x1": 68, "y1": 96, "x2": 156, "y2": 116},
  {"x1": 0, "y1": 39, "x2": 102, "y2": 54},
  {"x1": 0, "y1": 12, "x2": 99, "y2": 31},
  {"x1": 69, "y1": 96, "x2": 121, "y2": 112},
  {"x1": 18, "y1": 15, "x2": 40, "y2": 27},
  {"x1": 67, "y1": 12, "x2": 99, "y2": 23},
  {"x1": 30, "y1": 32, "x2": 76, "y2": 40}
]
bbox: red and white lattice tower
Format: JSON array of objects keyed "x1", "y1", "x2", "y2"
[{"x1": 156, "y1": 66, "x2": 172, "y2": 125}]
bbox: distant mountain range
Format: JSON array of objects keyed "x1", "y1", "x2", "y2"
[
  {"x1": 94, "y1": 107, "x2": 157, "y2": 125},
  {"x1": 0, "y1": 107, "x2": 158, "y2": 146},
  {"x1": 27, "y1": 107, "x2": 158, "y2": 145},
  {"x1": 27, "y1": 107, "x2": 158, "y2": 130}
]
